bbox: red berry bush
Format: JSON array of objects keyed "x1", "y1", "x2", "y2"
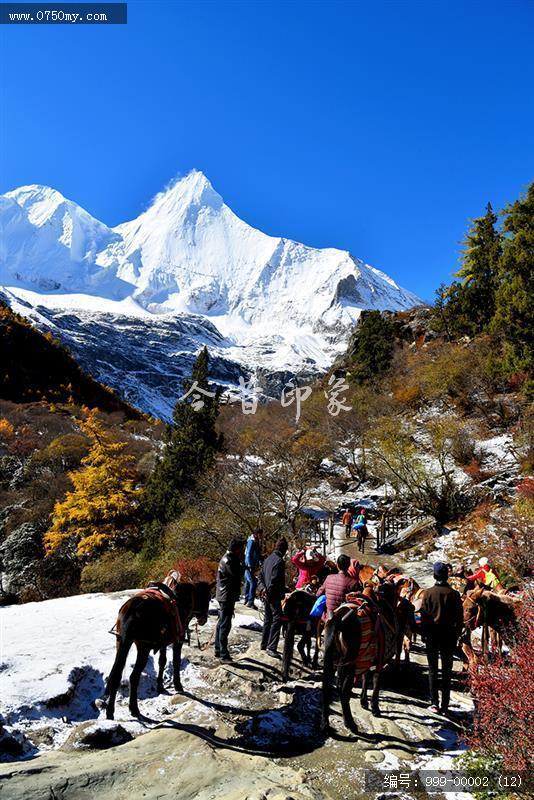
[{"x1": 466, "y1": 594, "x2": 534, "y2": 770}]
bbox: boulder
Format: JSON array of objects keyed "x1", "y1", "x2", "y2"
[{"x1": 62, "y1": 721, "x2": 134, "y2": 751}]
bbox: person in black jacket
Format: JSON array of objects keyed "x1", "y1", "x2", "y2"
[
  {"x1": 215, "y1": 538, "x2": 245, "y2": 662},
  {"x1": 260, "y1": 537, "x2": 288, "y2": 658},
  {"x1": 421, "y1": 561, "x2": 464, "y2": 714}
]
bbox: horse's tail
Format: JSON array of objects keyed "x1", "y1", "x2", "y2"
[
  {"x1": 321, "y1": 615, "x2": 337, "y2": 730},
  {"x1": 282, "y1": 620, "x2": 295, "y2": 681}
]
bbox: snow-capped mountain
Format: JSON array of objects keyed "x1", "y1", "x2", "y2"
[{"x1": 1, "y1": 171, "x2": 421, "y2": 418}]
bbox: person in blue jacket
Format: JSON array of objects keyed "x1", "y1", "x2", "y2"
[{"x1": 244, "y1": 528, "x2": 263, "y2": 608}]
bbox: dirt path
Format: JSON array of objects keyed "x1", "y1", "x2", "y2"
[{"x1": 332, "y1": 521, "x2": 435, "y2": 587}]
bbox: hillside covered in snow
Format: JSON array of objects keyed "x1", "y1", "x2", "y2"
[{"x1": 1, "y1": 172, "x2": 420, "y2": 417}]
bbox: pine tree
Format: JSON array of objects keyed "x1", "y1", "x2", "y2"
[
  {"x1": 44, "y1": 410, "x2": 140, "y2": 557},
  {"x1": 453, "y1": 203, "x2": 503, "y2": 335},
  {"x1": 349, "y1": 311, "x2": 397, "y2": 385},
  {"x1": 492, "y1": 183, "x2": 534, "y2": 374},
  {"x1": 142, "y1": 347, "x2": 223, "y2": 554}
]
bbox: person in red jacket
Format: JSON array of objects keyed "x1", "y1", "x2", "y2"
[
  {"x1": 316, "y1": 554, "x2": 360, "y2": 617},
  {"x1": 465, "y1": 557, "x2": 500, "y2": 589},
  {"x1": 292, "y1": 548, "x2": 326, "y2": 589}
]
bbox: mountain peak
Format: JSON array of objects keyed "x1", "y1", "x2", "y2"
[
  {"x1": 150, "y1": 170, "x2": 223, "y2": 215},
  {"x1": 6, "y1": 184, "x2": 68, "y2": 217}
]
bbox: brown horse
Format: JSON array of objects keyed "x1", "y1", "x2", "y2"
[
  {"x1": 100, "y1": 571, "x2": 212, "y2": 720},
  {"x1": 281, "y1": 589, "x2": 320, "y2": 680},
  {"x1": 461, "y1": 587, "x2": 520, "y2": 666},
  {"x1": 321, "y1": 583, "x2": 398, "y2": 732},
  {"x1": 394, "y1": 576, "x2": 425, "y2": 665},
  {"x1": 357, "y1": 568, "x2": 416, "y2": 668}
]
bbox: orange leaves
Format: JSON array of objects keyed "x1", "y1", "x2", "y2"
[{"x1": 44, "y1": 409, "x2": 140, "y2": 558}]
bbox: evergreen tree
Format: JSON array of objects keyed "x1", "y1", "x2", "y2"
[
  {"x1": 492, "y1": 183, "x2": 534, "y2": 374},
  {"x1": 433, "y1": 282, "x2": 458, "y2": 340},
  {"x1": 45, "y1": 410, "x2": 140, "y2": 558},
  {"x1": 142, "y1": 347, "x2": 223, "y2": 554},
  {"x1": 454, "y1": 203, "x2": 503, "y2": 335},
  {"x1": 348, "y1": 311, "x2": 397, "y2": 385}
]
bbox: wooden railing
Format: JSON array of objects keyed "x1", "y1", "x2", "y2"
[
  {"x1": 376, "y1": 508, "x2": 429, "y2": 550},
  {"x1": 301, "y1": 517, "x2": 333, "y2": 556}
]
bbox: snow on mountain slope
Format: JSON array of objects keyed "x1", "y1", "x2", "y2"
[{"x1": 1, "y1": 171, "x2": 421, "y2": 417}]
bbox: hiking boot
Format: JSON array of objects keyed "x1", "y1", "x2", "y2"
[
  {"x1": 266, "y1": 649, "x2": 281, "y2": 660},
  {"x1": 220, "y1": 654, "x2": 233, "y2": 663},
  {"x1": 247, "y1": 602, "x2": 258, "y2": 609}
]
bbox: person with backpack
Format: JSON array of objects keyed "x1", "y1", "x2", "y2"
[
  {"x1": 214, "y1": 538, "x2": 245, "y2": 663},
  {"x1": 353, "y1": 507, "x2": 369, "y2": 553},
  {"x1": 260, "y1": 537, "x2": 288, "y2": 659},
  {"x1": 244, "y1": 528, "x2": 263, "y2": 608}
]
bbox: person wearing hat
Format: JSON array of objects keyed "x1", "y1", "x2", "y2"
[
  {"x1": 291, "y1": 547, "x2": 327, "y2": 589},
  {"x1": 421, "y1": 561, "x2": 463, "y2": 714},
  {"x1": 465, "y1": 557, "x2": 500, "y2": 589}
]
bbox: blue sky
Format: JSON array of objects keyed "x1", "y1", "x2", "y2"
[{"x1": 1, "y1": 0, "x2": 533, "y2": 300}]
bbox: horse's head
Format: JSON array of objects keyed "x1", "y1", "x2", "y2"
[
  {"x1": 191, "y1": 581, "x2": 212, "y2": 626},
  {"x1": 378, "y1": 580, "x2": 396, "y2": 609},
  {"x1": 362, "y1": 582, "x2": 377, "y2": 601},
  {"x1": 462, "y1": 590, "x2": 482, "y2": 629}
]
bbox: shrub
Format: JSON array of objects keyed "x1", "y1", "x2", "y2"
[
  {"x1": 393, "y1": 384, "x2": 421, "y2": 407},
  {"x1": 32, "y1": 433, "x2": 89, "y2": 472},
  {"x1": 171, "y1": 557, "x2": 218, "y2": 584},
  {"x1": 466, "y1": 596, "x2": 534, "y2": 771},
  {"x1": 0, "y1": 418, "x2": 15, "y2": 444},
  {"x1": 517, "y1": 476, "x2": 534, "y2": 502},
  {"x1": 463, "y1": 458, "x2": 493, "y2": 483},
  {"x1": 80, "y1": 550, "x2": 142, "y2": 593}
]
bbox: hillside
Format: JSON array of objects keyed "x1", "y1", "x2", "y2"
[{"x1": 0, "y1": 300, "x2": 142, "y2": 417}]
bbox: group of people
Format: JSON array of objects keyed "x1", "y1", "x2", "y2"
[
  {"x1": 213, "y1": 532, "x2": 488, "y2": 715},
  {"x1": 214, "y1": 532, "x2": 291, "y2": 662},
  {"x1": 342, "y1": 507, "x2": 368, "y2": 535},
  {"x1": 214, "y1": 532, "x2": 329, "y2": 662}
]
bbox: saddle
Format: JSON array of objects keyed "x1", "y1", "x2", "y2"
[
  {"x1": 137, "y1": 585, "x2": 185, "y2": 644},
  {"x1": 338, "y1": 594, "x2": 397, "y2": 678}
]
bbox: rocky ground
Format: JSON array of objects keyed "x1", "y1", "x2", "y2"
[{"x1": 1, "y1": 549, "x2": 474, "y2": 800}]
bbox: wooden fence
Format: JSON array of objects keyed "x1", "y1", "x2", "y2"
[
  {"x1": 376, "y1": 508, "x2": 429, "y2": 550},
  {"x1": 301, "y1": 517, "x2": 333, "y2": 556}
]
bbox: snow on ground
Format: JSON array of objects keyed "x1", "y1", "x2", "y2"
[
  {"x1": 477, "y1": 432, "x2": 518, "y2": 469},
  {"x1": 0, "y1": 590, "x2": 262, "y2": 758}
]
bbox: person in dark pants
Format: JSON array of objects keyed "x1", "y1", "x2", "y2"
[
  {"x1": 215, "y1": 538, "x2": 245, "y2": 662},
  {"x1": 260, "y1": 537, "x2": 288, "y2": 659},
  {"x1": 244, "y1": 528, "x2": 263, "y2": 608},
  {"x1": 421, "y1": 561, "x2": 463, "y2": 714}
]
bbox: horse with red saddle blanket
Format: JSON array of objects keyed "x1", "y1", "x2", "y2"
[
  {"x1": 100, "y1": 570, "x2": 212, "y2": 719},
  {"x1": 321, "y1": 582, "x2": 398, "y2": 733}
]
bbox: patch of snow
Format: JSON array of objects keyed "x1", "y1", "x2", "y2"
[{"x1": 0, "y1": 590, "x2": 207, "y2": 756}]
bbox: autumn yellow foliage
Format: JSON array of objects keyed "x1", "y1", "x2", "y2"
[
  {"x1": 45, "y1": 410, "x2": 140, "y2": 557},
  {"x1": 0, "y1": 418, "x2": 15, "y2": 442}
]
